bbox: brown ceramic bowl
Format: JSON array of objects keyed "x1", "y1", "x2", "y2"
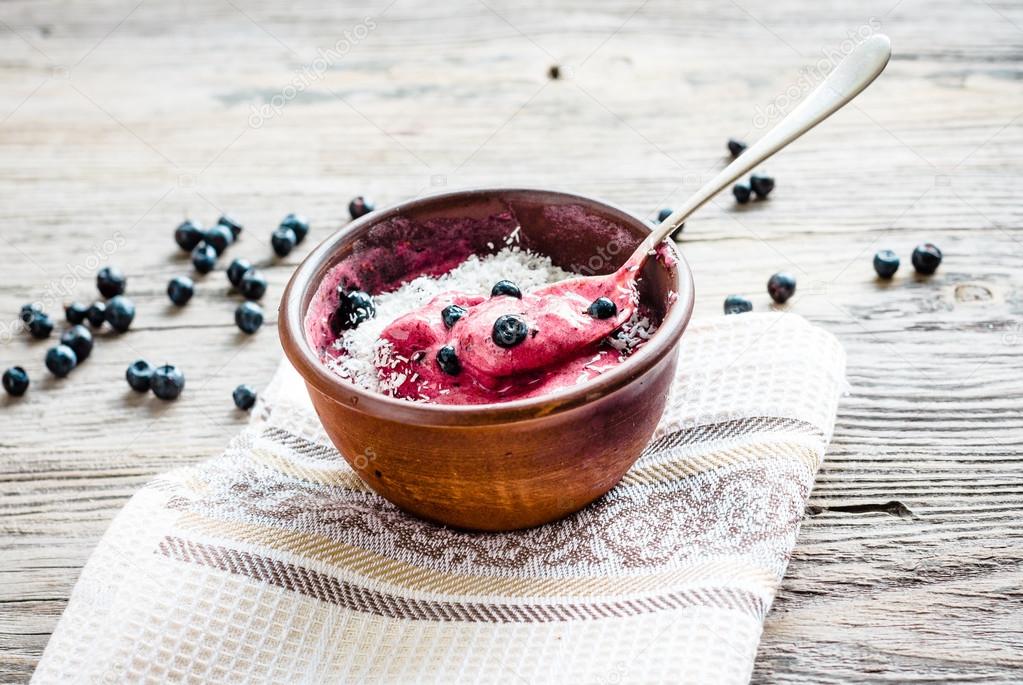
[{"x1": 279, "y1": 188, "x2": 694, "y2": 531}]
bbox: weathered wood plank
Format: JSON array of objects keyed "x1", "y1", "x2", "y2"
[{"x1": 1, "y1": 0, "x2": 1022, "y2": 682}]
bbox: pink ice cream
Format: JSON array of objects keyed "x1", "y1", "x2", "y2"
[{"x1": 375, "y1": 268, "x2": 640, "y2": 404}]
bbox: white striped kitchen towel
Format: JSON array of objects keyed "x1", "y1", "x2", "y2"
[{"x1": 33, "y1": 312, "x2": 845, "y2": 684}]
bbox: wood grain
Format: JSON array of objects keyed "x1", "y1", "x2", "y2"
[{"x1": 1, "y1": 0, "x2": 1021, "y2": 682}]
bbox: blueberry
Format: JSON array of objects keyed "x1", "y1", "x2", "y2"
[
  {"x1": 66, "y1": 302, "x2": 89, "y2": 325},
  {"x1": 174, "y1": 220, "x2": 204, "y2": 252},
  {"x1": 728, "y1": 139, "x2": 747, "y2": 157},
  {"x1": 724, "y1": 295, "x2": 753, "y2": 315},
  {"x1": 490, "y1": 280, "x2": 522, "y2": 299},
  {"x1": 436, "y1": 346, "x2": 461, "y2": 375},
  {"x1": 97, "y1": 266, "x2": 127, "y2": 298},
  {"x1": 125, "y1": 359, "x2": 154, "y2": 392},
  {"x1": 227, "y1": 258, "x2": 253, "y2": 288},
  {"x1": 20, "y1": 303, "x2": 40, "y2": 323},
  {"x1": 27, "y1": 312, "x2": 54, "y2": 339},
  {"x1": 657, "y1": 207, "x2": 673, "y2": 223},
  {"x1": 167, "y1": 276, "x2": 195, "y2": 306},
  {"x1": 492, "y1": 314, "x2": 529, "y2": 348},
  {"x1": 767, "y1": 272, "x2": 797, "y2": 304},
  {"x1": 330, "y1": 289, "x2": 375, "y2": 334},
  {"x1": 441, "y1": 304, "x2": 467, "y2": 329},
  {"x1": 218, "y1": 214, "x2": 243, "y2": 239},
  {"x1": 191, "y1": 243, "x2": 218, "y2": 274},
  {"x1": 912, "y1": 243, "x2": 942, "y2": 275},
  {"x1": 60, "y1": 325, "x2": 93, "y2": 362},
  {"x1": 750, "y1": 174, "x2": 775, "y2": 198},
  {"x1": 271, "y1": 227, "x2": 297, "y2": 257},
  {"x1": 873, "y1": 250, "x2": 900, "y2": 279},
  {"x1": 204, "y1": 225, "x2": 233, "y2": 256},
  {"x1": 239, "y1": 270, "x2": 267, "y2": 301},
  {"x1": 151, "y1": 364, "x2": 185, "y2": 400},
  {"x1": 105, "y1": 295, "x2": 135, "y2": 332},
  {"x1": 280, "y1": 214, "x2": 310, "y2": 244},
  {"x1": 586, "y1": 296, "x2": 618, "y2": 320},
  {"x1": 86, "y1": 301, "x2": 107, "y2": 328},
  {"x1": 232, "y1": 384, "x2": 257, "y2": 410},
  {"x1": 733, "y1": 183, "x2": 752, "y2": 204},
  {"x1": 348, "y1": 197, "x2": 375, "y2": 220},
  {"x1": 45, "y1": 344, "x2": 78, "y2": 377},
  {"x1": 2, "y1": 366, "x2": 29, "y2": 396},
  {"x1": 235, "y1": 301, "x2": 264, "y2": 334}
]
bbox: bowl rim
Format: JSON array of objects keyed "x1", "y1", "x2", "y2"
[{"x1": 279, "y1": 187, "x2": 695, "y2": 426}]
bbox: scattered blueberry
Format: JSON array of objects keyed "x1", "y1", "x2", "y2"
[
  {"x1": 105, "y1": 295, "x2": 136, "y2": 332},
  {"x1": 912, "y1": 243, "x2": 942, "y2": 275},
  {"x1": 587, "y1": 296, "x2": 618, "y2": 320},
  {"x1": 873, "y1": 250, "x2": 900, "y2": 279},
  {"x1": 235, "y1": 301, "x2": 264, "y2": 334},
  {"x1": 125, "y1": 359, "x2": 154, "y2": 392},
  {"x1": 271, "y1": 226, "x2": 297, "y2": 257},
  {"x1": 239, "y1": 270, "x2": 267, "y2": 301},
  {"x1": 167, "y1": 276, "x2": 195, "y2": 306},
  {"x1": 492, "y1": 314, "x2": 529, "y2": 348},
  {"x1": 280, "y1": 214, "x2": 310, "y2": 244},
  {"x1": 728, "y1": 139, "x2": 747, "y2": 157},
  {"x1": 441, "y1": 304, "x2": 467, "y2": 329},
  {"x1": 96, "y1": 266, "x2": 127, "y2": 298},
  {"x1": 174, "y1": 220, "x2": 205, "y2": 252},
  {"x1": 86, "y1": 301, "x2": 107, "y2": 328},
  {"x1": 45, "y1": 344, "x2": 78, "y2": 377},
  {"x1": 348, "y1": 197, "x2": 375, "y2": 220},
  {"x1": 724, "y1": 295, "x2": 753, "y2": 315},
  {"x1": 750, "y1": 174, "x2": 775, "y2": 198},
  {"x1": 191, "y1": 243, "x2": 218, "y2": 274},
  {"x1": 20, "y1": 303, "x2": 40, "y2": 323},
  {"x1": 2, "y1": 366, "x2": 29, "y2": 396},
  {"x1": 27, "y1": 312, "x2": 54, "y2": 339},
  {"x1": 330, "y1": 289, "x2": 375, "y2": 334},
  {"x1": 490, "y1": 280, "x2": 522, "y2": 299},
  {"x1": 733, "y1": 183, "x2": 752, "y2": 204},
  {"x1": 232, "y1": 384, "x2": 257, "y2": 410},
  {"x1": 436, "y1": 346, "x2": 461, "y2": 375},
  {"x1": 657, "y1": 208, "x2": 673, "y2": 223},
  {"x1": 60, "y1": 325, "x2": 93, "y2": 362},
  {"x1": 66, "y1": 302, "x2": 89, "y2": 325},
  {"x1": 151, "y1": 364, "x2": 185, "y2": 400},
  {"x1": 218, "y1": 214, "x2": 243, "y2": 239},
  {"x1": 204, "y1": 225, "x2": 234, "y2": 256},
  {"x1": 227, "y1": 258, "x2": 253, "y2": 288},
  {"x1": 767, "y1": 272, "x2": 797, "y2": 304}
]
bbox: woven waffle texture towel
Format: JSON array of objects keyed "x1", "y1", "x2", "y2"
[{"x1": 33, "y1": 313, "x2": 846, "y2": 685}]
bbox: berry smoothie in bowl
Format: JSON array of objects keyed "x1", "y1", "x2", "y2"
[
  {"x1": 280, "y1": 36, "x2": 891, "y2": 531},
  {"x1": 280, "y1": 189, "x2": 693, "y2": 531}
]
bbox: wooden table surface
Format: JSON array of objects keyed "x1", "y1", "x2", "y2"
[{"x1": 1, "y1": 0, "x2": 1021, "y2": 682}]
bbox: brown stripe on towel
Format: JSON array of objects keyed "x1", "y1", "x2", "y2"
[
  {"x1": 156, "y1": 536, "x2": 768, "y2": 623},
  {"x1": 641, "y1": 417, "x2": 824, "y2": 456}
]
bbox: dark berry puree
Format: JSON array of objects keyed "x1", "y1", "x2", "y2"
[{"x1": 305, "y1": 211, "x2": 663, "y2": 405}]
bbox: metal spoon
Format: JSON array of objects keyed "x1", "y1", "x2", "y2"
[{"x1": 637, "y1": 33, "x2": 892, "y2": 257}]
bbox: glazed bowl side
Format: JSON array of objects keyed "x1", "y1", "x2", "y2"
[{"x1": 305, "y1": 345, "x2": 679, "y2": 530}]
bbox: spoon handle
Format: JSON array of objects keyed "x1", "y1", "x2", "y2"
[{"x1": 647, "y1": 33, "x2": 891, "y2": 247}]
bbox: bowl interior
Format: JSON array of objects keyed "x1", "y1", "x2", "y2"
[{"x1": 284, "y1": 188, "x2": 693, "y2": 420}]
